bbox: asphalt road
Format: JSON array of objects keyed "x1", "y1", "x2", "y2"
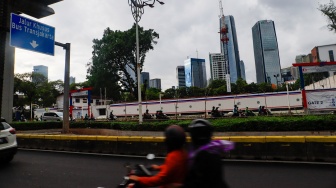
[{"x1": 0, "y1": 149, "x2": 335, "y2": 188}]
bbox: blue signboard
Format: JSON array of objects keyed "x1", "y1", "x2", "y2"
[{"x1": 10, "y1": 13, "x2": 55, "y2": 56}]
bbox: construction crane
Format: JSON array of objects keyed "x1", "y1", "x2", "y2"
[{"x1": 218, "y1": 0, "x2": 231, "y2": 92}]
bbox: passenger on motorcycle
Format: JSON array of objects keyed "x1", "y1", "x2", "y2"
[
  {"x1": 128, "y1": 125, "x2": 188, "y2": 188},
  {"x1": 183, "y1": 119, "x2": 234, "y2": 188}
]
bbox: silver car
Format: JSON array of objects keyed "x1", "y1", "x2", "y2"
[
  {"x1": 42, "y1": 112, "x2": 63, "y2": 121},
  {"x1": 0, "y1": 118, "x2": 17, "y2": 163}
]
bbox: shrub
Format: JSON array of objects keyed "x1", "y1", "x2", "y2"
[{"x1": 12, "y1": 115, "x2": 336, "y2": 132}]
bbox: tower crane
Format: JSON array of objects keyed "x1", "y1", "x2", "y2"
[{"x1": 218, "y1": 0, "x2": 231, "y2": 92}]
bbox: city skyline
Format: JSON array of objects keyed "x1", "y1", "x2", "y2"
[{"x1": 13, "y1": 0, "x2": 335, "y2": 90}]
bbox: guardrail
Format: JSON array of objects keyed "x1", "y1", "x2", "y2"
[{"x1": 16, "y1": 134, "x2": 336, "y2": 163}]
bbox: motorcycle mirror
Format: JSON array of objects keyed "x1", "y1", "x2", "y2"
[{"x1": 146, "y1": 153, "x2": 155, "y2": 160}]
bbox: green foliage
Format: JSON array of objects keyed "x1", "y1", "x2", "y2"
[
  {"x1": 13, "y1": 115, "x2": 336, "y2": 132},
  {"x1": 14, "y1": 73, "x2": 62, "y2": 109},
  {"x1": 319, "y1": 0, "x2": 336, "y2": 33},
  {"x1": 87, "y1": 24, "x2": 159, "y2": 100}
]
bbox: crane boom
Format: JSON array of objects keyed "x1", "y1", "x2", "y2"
[{"x1": 219, "y1": 0, "x2": 224, "y2": 18}]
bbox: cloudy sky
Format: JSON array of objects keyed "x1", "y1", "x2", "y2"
[{"x1": 14, "y1": 0, "x2": 336, "y2": 90}]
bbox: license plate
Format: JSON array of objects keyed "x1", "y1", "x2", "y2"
[{"x1": 0, "y1": 137, "x2": 8, "y2": 144}]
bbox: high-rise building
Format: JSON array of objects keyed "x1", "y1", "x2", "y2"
[
  {"x1": 295, "y1": 54, "x2": 312, "y2": 63},
  {"x1": 281, "y1": 67, "x2": 293, "y2": 82},
  {"x1": 141, "y1": 72, "x2": 150, "y2": 89},
  {"x1": 33, "y1": 65, "x2": 48, "y2": 79},
  {"x1": 223, "y1": 15, "x2": 241, "y2": 83},
  {"x1": 184, "y1": 58, "x2": 207, "y2": 88},
  {"x1": 252, "y1": 20, "x2": 282, "y2": 85},
  {"x1": 240, "y1": 60, "x2": 246, "y2": 81},
  {"x1": 149, "y1": 78, "x2": 161, "y2": 90},
  {"x1": 176, "y1": 66, "x2": 186, "y2": 87},
  {"x1": 209, "y1": 53, "x2": 228, "y2": 81},
  {"x1": 69, "y1": 76, "x2": 76, "y2": 85}
]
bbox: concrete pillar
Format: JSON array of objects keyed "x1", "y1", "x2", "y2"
[{"x1": 0, "y1": 1, "x2": 15, "y2": 122}]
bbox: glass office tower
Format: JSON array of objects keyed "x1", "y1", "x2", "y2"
[
  {"x1": 33, "y1": 65, "x2": 48, "y2": 79},
  {"x1": 184, "y1": 58, "x2": 207, "y2": 88},
  {"x1": 141, "y1": 72, "x2": 150, "y2": 89},
  {"x1": 252, "y1": 20, "x2": 281, "y2": 85},
  {"x1": 223, "y1": 15, "x2": 241, "y2": 83},
  {"x1": 176, "y1": 66, "x2": 186, "y2": 87},
  {"x1": 240, "y1": 60, "x2": 246, "y2": 81}
]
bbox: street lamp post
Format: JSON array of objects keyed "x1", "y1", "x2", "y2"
[
  {"x1": 274, "y1": 74, "x2": 279, "y2": 87},
  {"x1": 128, "y1": 0, "x2": 164, "y2": 124},
  {"x1": 286, "y1": 83, "x2": 291, "y2": 114}
]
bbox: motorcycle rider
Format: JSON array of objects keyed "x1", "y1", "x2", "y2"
[
  {"x1": 183, "y1": 119, "x2": 234, "y2": 188},
  {"x1": 128, "y1": 125, "x2": 188, "y2": 188}
]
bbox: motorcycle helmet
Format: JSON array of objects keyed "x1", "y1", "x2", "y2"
[
  {"x1": 164, "y1": 125, "x2": 186, "y2": 152},
  {"x1": 188, "y1": 119, "x2": 213, "y2": 147}
]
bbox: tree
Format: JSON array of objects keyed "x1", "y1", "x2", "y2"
[
  {"x1": 146, "y1": 88, "x2": 161, "y2": 100},
  {"x1": 245, "y1": 82, "x2": 259, "y2": 93},
  {"x1": 207, "y1": 79, "x2": 227, "y2": 96},
  {"x1": 235, "y1": 78, "x2": 248, "y2": 94},
  {"x1": 87, "y1": 24, "x2": 159, "y2": 100},
  {"x1": 257, "y1": 82, "x2": 273, "y2": 93},
  {"x1": 319, "y1": 0, "x2": 336, "y2": 33}
]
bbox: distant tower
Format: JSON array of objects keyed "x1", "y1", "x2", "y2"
[
  {"x1": 33, "y1": 65, "x2": 48, "y2": 79},
  {"x1": 218, "y1": 0, "x2": 231, "y2": 92},
  {"x1": 252, "y1": 20, "x2": 281, "y2": 85},
  {"x1": 141, "y1": 72, "x2": 150, "y2": 89},
  {"x1": 176, "y1": 66, "x2": 186, "y2": 87},
  {"x1": 184, "y1": 58, "x2": 207, "y2": 88},
  {"x1": 225, "y1": 15, "x2": 241, "y2": 83},
  {"x1": 69, "y1": 76, "x2": 76, "y2": 85},
  {"x1": 149, "y1": 78, "x2": 161, "y2": 90},
  {"x1": 240, "y1": 60, "x2": 246, "y2": 81},
  {"x1": 209, "y1": 53, "x2": 228, "y2": 80}
]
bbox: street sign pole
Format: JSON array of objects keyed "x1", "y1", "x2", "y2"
[{"x1": 55, "y1": 42, "x2": 70, "y2": 133}]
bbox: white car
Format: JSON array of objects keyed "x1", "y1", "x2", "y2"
[
  {"x1": 42, "y1": 112, "x2": 64, "y2": 121},
  {"x1": 0, "y1": 118, "x2": 17, "y2": 163}
]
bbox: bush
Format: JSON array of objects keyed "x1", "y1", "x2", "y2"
[{"x1": 11, "y1": 115, "x2": 336, "y2": 132}]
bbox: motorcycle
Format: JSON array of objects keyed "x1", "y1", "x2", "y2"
[{"x1": 117, "y1": 154, "x2": 155, "y2": 188}]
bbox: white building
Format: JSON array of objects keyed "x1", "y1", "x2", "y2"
[
  {"x1": 55, "y1": 94, "x2": 112, "y2": 119},
  {"x1": 312, "y1": 44, "x2": 336, "y2": 76},
  {"x1": 209, "y1": 53, "x2": 229, "y2": 81}
]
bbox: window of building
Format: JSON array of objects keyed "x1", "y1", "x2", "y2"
[
  {"x1": 83, "y1": 98, "x2": 87, "y2": 103},
  {"x1": 75, "y1": 98, "x2": 80, "y2": 103},
  {"x1": 99, "y1": 109, "x2": 106, "y2": 116},
  {"x1": 329, "y1": 50, "x2": 334, "y2": 62}
]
